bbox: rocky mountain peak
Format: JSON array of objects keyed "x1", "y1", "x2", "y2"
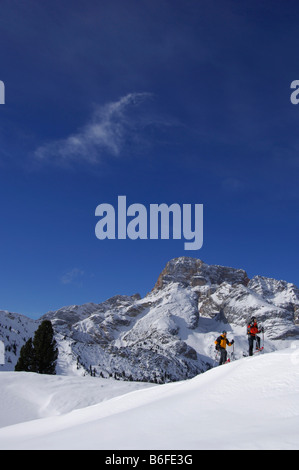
[{"x1": 153, "y1": 257, "x2": 250, "y2": 290}]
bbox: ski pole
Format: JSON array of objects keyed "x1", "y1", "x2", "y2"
[{"x1": 214, "y1": 349, "x2": 219, "y2": 367}]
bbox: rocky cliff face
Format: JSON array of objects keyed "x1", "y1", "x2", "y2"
[
  {"x1": 154, "y1": 257, "x2": 250, "y2": 290},
  {"x1": 1, "y1": 257, "x2": 299, "y2": 382}
]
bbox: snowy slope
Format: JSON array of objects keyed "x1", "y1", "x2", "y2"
[
  {"x1": 1, "y1": 346, "x2": 299, "y2": 450},
  {"x1": 0, "y1": 310, "x2": 38, "y2": 371},
  {"x1": 0, "y1": 372, "x2": 156, "y2": 428}
]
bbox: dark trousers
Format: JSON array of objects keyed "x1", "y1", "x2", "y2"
[
  {"x1": 219, "y1": 347, "x2": 227, "y2": 365},
  {"x1": 248, "y1": 335, "x2": 260, "y2": 356}
]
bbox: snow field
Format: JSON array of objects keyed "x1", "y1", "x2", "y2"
[{"x1": 1, "y1": 347, "x2": 299, "y2": 449}]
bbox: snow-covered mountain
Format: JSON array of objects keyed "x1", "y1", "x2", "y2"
[{"x1": 1, "y1": 257, "x2": 299, "y2": 381}]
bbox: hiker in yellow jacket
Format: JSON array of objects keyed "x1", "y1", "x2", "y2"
[{"x1": 215, "y1": 331, "x2": 234, "y2": 365}]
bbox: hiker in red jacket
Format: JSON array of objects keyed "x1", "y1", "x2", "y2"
[{"x1": 247, "y1": 317, "x2": 264, "y2": 356}]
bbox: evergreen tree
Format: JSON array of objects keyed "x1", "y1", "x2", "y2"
[
  {"x1": 15, "y1": 320, "x2": 58, "y2": 374},
  {"x1": 15, "y1": 338, "x2": 35, "y2": 372},
  {"x1": 33, "y1": 320, "x2": 58, "y2": 374}
]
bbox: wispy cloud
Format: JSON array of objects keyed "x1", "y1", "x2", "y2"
[
  {"x1": 60, "y1": 268, "x2": 85, "y2": 286},
  {"x1": 34, "y1": 92, "x2": 153, "y2": 166}
]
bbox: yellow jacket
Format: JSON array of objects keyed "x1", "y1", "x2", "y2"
[{"x1": 215, "y1": 334, "x2": 233, "y2": 350}]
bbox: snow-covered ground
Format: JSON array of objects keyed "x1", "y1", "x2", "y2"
[{"x1": 1, "y1": 346, "x2": 299, "y2": 450}]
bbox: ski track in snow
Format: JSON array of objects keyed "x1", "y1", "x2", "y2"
[{"x1": 1, "y1": 348, "x2": 299, "y2": 449}]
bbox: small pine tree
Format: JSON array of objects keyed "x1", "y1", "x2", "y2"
[
  {"x1": 15, "y1": 320, "x2": 58, "y2": 374},
  {"x1": 33, "y1": 320, "x2": 58, "y2": 374},
  {"x1": 15, "y1": 338, "x2": 35, "y2": 372}
]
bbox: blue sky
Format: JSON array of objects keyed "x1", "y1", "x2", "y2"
[{"x1": 0, "y1": 0, "x2": 298, "y2": 318}]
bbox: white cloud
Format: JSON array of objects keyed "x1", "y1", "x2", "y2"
[
  {"x1": 60, "y1": 268, "x2": 85, "y2": 286},
  {"x1": 34, "y1": 92, "x2": 153, "y2": 165}
]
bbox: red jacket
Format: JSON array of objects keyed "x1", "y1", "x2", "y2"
[{"x1": 247, "y1": 322, "x2": 261, "y2": 337}]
